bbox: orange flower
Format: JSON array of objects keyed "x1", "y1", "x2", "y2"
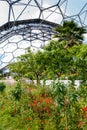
[
  {"x1": 82, "y1": 107, "x2": 87, "y2": 111},
  {"x1": 29, "y1": 117, "x2": 33, "y2": 121},
  {"x1": 45, "y1": 98, "x2": 51, "y2": 103}
]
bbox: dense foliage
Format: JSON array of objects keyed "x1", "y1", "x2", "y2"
[
  {"x1": 6, "y1": 20, "x2": 87, "y2": 129},
  {"x1": 9, "y1": 20, "x2": 87, "y2": 83},
  {"x1": 0, "y1": 81, "x2": 87, "y2": 130},
  {"x1": 0, "y1": 82, "x2": 6, "y2": 92}
]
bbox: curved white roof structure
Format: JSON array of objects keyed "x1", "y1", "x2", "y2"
[{"x1": 0, "y1": 0, "x2": 87, "y2": 69}]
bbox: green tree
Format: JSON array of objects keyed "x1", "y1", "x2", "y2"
[
  {"x1": 43, "y1": 20, "x2": 86, "y2": 80},
  {"x1": 75, "y1": 44, "x2": 87, "y2": 82},
  {"x1": 51, "y1": 81, "x2": 80, "y2": 130},
  {"x1": 54, "y1": 20, "x2": 86, "y2": 48},
  {"x1": 9, "y1": 61, "x2": 25, "y2": 80},
  {"x1": 9, "y1": 20, "x2": 87, "y2": 83},
  {"x1": 9, "y1": 48, "x2": 46, "y2": 84},
  {"x1": 44, "y1": 40, "x2": 74, "y2": 79}
]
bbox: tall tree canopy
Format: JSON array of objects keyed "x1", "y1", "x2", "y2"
[
  {"x1": 9, "y1": 20, "x2": 87, "y2": 82},
  {"x1": 44, "y1": 40, "x2": 75, "y2": 79},
  {"x1": 43, "y1": 20, "x2": 87, "y2": 79},
  {"x1": 9, "y1": 48, "x2": 47, "y2": 84},
  {"x1": 54, "y1": 20, "x2": 86, "y2": 48}
]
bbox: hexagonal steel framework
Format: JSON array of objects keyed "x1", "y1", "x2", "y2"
[{"x1": 0, "y1": 0, "x2": 87, "y2": 69}]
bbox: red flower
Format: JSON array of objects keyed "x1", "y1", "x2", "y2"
[
  {"x1": 45, "y1": 98, "x2": 51, "y2": 103},
  {"x1": 82, "y1": 107, "x2": 87, "y2": 111},
  {"x1": 33, "y1": 100, "x2": 38, "y2": 107}
]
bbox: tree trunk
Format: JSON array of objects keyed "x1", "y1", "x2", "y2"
[
  {"x1": 36, "y1": 74, "x2": 40, "y2": 85},
  {"x1": 65, "y1": 108, "x2": 68, "y2": 130}
]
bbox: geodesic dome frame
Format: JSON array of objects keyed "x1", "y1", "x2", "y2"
[{"x1": 0, "y1": 0, "x2": 87, "y2": 69}]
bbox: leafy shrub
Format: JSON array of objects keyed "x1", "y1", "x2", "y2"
[
  {"x1": 0, "y1": 82, "x2": 6, "y2": 92},
  {"x1": 11, "y1": 81, "x2": 22, "y2": 100},
  {"x1": 1, "y1": 81, "x2": 87, "y2": 130}
]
